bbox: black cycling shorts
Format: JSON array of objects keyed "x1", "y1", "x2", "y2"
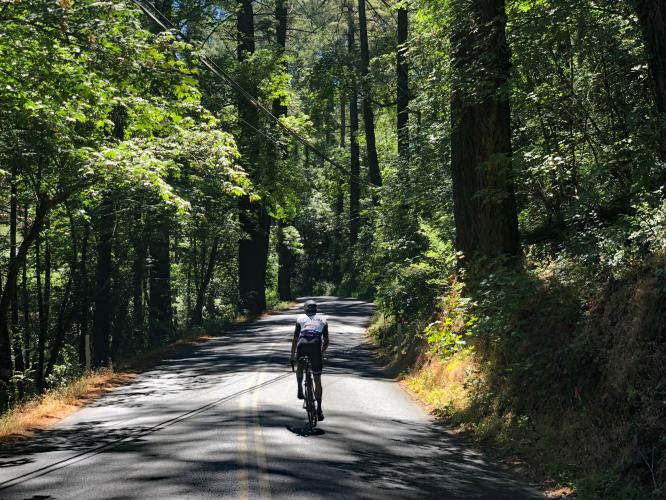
[{"x1": 296, "y1": 342, "x2": 323, "y2": 375}]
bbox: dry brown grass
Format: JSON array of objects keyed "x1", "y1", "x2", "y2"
[
  {"x1": 402, "y1": 350, "x2": 477, "y2": 416},
  {"x1": 544, "y1": 486, "x2": 575, "y2": 498},
  {"x1": 0, "y1": 369, "x2": 136, "y2": 443}
]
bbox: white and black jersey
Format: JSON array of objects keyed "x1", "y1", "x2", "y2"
[{"x1": 294, "y1": 313, "x2": 329, "y2": 345}]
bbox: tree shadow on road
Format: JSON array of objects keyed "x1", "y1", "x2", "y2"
[
  {"x1": 2, "y1": 401, "x2": 542, "y2": 499},
  {"x1": 0, "y1": 298, "x2": 543, "y2": 499}
]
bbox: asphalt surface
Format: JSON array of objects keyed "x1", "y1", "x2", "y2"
[{"x1": 0, "y1": 297, "x2": 544, "y2": 499}]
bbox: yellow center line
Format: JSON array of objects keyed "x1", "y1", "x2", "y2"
[
  {"x1": 237, "y1": 321, "x2": 294, "y2": 499},
  {"x1": 252, "y1": 370, "x2": 272, "y2": 499},
  {"x1": 237, "y1": 389, "x2": 249, "y2": 500}
]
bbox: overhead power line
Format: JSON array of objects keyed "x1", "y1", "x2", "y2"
[{"x1": 130, "y1": 0, "x2": 375, "y2": 189}]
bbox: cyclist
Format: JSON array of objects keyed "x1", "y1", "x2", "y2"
[{"x1": 290, "y1": 299, "x2": 328, "y2": 421}]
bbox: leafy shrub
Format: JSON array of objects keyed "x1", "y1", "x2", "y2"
[
  {"x1": 377, "y1": 263, "x2": 439, "y2": 321},
  {"x1": 423, "y1": 278, "x2": 478, "y2": 357},
  {"x1": 375, "y1": 222, "x2": 456, "y2": 322},
  {"x1": 45, "y1": 345, "x2": 82, "y2": 390}
]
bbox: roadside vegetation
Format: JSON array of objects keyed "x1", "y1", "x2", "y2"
[{"x1": 370, "y1": 254, "x2": 666, "y2": 498}]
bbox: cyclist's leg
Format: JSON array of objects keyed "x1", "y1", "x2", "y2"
[
  {"x1": 295, "y1": 343, "x2": 305, "y2": 399},
  {"x1": 296, "y1": 365, "x2": 304, "y2": 398},
  {"x1": 314, "y1": 374, "x2": 322, "y2": 402}
]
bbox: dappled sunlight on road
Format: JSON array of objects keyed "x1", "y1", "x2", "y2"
[{"x1": 0, "y1": 298, "x2": 542, "y2": 499}]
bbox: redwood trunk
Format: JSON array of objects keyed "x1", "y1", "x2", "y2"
[
  {"x1": 132, "y1": 219, "x2": 147, "y2": 345},
  {"x1": 274, "y1": 0, "x2": 292, "y2": 302},
  {"x1": 273, "y1": 0, "x2": 288, "y2": 120},
  {"x1": 148, "y1": 216, "x2": 172, "y2": 345},
  {"x1": 78, "y1": 225, "x2": 89, "y2": 367},
  {"x1": 277, "y1": 223, "x2": 292, "y2": 301},
  {"x1": 192, "y1": 236, "x2": 219, "y2": 325},
  {"x1": 634, "y1": 1, "x2": 666, "y2": 117},
  {"x1": 347, "y1": 4, "x2": 360, "y2": 244},
  {"x1": 397, "y1": 5, "x2": 410, "y2": 160},
  {"x1": 10, "y1": 167, "x2": 24, "y2": 383},
  {"x1": 450, "y1": 0, "x2": 519, "y2": 259},
  {"x1": 358, "y1": 0, "x2": 381, "y2": 201},
  {"x1": 340, "y1": 94, "x2": 346, "y2": 148},
  {"x1": 633, "y1": 0, "x2": 666, "y2": 188},
  {"x1": 236, "y1": 0, "x2": 271, "y2": 313},
  {"x1": 45, "y1": 275, "x2": 74, "y2": 381},
  {"x1": 35, "y1": 228, "x2": 45, "y2": 391},
  {"x1": 92, "y1": 195, "x2": 113, "y2": 366},
  {"x1": 22, "y1": 205, "x2": 30, "y2": 369},
  {"x1": 238, "y1": 198, "x2": 271, "y2": 313}
]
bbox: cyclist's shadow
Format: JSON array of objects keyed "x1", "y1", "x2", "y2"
[{"x1": 286, "y1": 425, "x2": 326, "y2": 437}]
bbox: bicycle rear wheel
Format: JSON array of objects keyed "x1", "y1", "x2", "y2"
[{"x1": 304, "y1": 372, "x2": 317, "y2": 430}]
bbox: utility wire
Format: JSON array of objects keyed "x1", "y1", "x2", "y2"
[
  {"x1": 199, "y1": 11, "x2": 234, "y2": 48},
  {"x1": 130, "y1": 0, "x2": 376, "y2": 189}
]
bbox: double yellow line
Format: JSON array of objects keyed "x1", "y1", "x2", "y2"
[{"x1": 238, "y1": 368, "x2": 272, "y2": 499}]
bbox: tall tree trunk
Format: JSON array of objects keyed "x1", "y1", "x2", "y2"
[
  {"x1": 273, "y1": 0, "x2": 293, "y2": 302},
  {"x1": 276, "y1": 227, "x2": 292, "y2": 301},
  {"x1": 632, "y1": 0, "x2": 666, "y2": 189},
  {"x1": 450, "y1": 0, "x2": 519, "y2": 259},
  {"x1": 236, "y1": 0, "x2": 272, "y2": 314},
  {"x1": 186, "y1": 248, "x2": 192, "y2": 319},
  {"x1": 273, "y1": 0, "x2": 288, "y2": 120},
  {"x1": 10, "y1": 165, "x2": 25, "y2": 389},
  {"x1": 22, "y1": 204, "x2": 30, "y2": 370},
  {"x1": 237, "y1": 0, "x2": 256, "y2": 84},
  {"x1": 357, "y1": 0, "x2": 381, "y2": 203},
  {"x1": 238, "y1": 199, "x2": 271, "y2": 314},
  {"x1": 0, "y1": 195, "x2": 55, "y2": 394},
  {"x1": 35, "y1": 229, "x2": 46, "y2": 392},
  {"x1": 78, "y1": 225, "x2": 89, "y2": 368},
  {"x1": 92, "y1": 195, "x2": 113, "y2": 367},
  {"x1": 43, "y1": 219, "x2": 51, "y2": 349},
  {"x1": 397, "y1": 4, "x2": 410, "y2": 160},
  {"x1": 148, "y1": 215, "x2": 172, "y2": 345},
  {"x1": 111, "y1": 276, "x2": 130, "y2": 361},
  {"x1": 347, "y1": 4, "x2": 361, "y2": 244},
  {"x1": 349, "y1": 90, "x2": 360, "y2": 244},
  {"x1": 0, "y1": 316, "x2": 9, "y2": 408},
  {"x1": 340, "y1": 94, "x2": 346, "y2": 148},
  {"x1": 277, "y1": 223, "x2": 292, "y2": 301},
  {"x1": 132, "y1": 218, "x2": 146, "y2": 348},
  {"x1": 45, "y1": 274, "x2": 74, "y2": 381},
  {"x1": 634, "y1": 1, "x2": 666, "y2": 117},
  {"x1": 38, "y1": 217, "x2": 52, "y2": 390},
  {"x1": 91, "y1": 106, "x2": 126, "y2": 365},
  {"x1": 192, "y1": 236, "x2": 219, "y2": 325},
  {"x1": 9, "y1": 169, "x2": 18, "y2": 325}
]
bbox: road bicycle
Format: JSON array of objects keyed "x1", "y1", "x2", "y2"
[{"x1": 292, "y1": 355, "x2": 318, "y2": 431}]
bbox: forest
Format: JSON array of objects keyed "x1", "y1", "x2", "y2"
[{"x1": 1, "y1": 0, "x2": 665, "y2": 496}]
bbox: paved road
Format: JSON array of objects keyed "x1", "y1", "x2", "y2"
[{"x1": 0, "y1": 297, "x2": 543, "y2": 499}]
